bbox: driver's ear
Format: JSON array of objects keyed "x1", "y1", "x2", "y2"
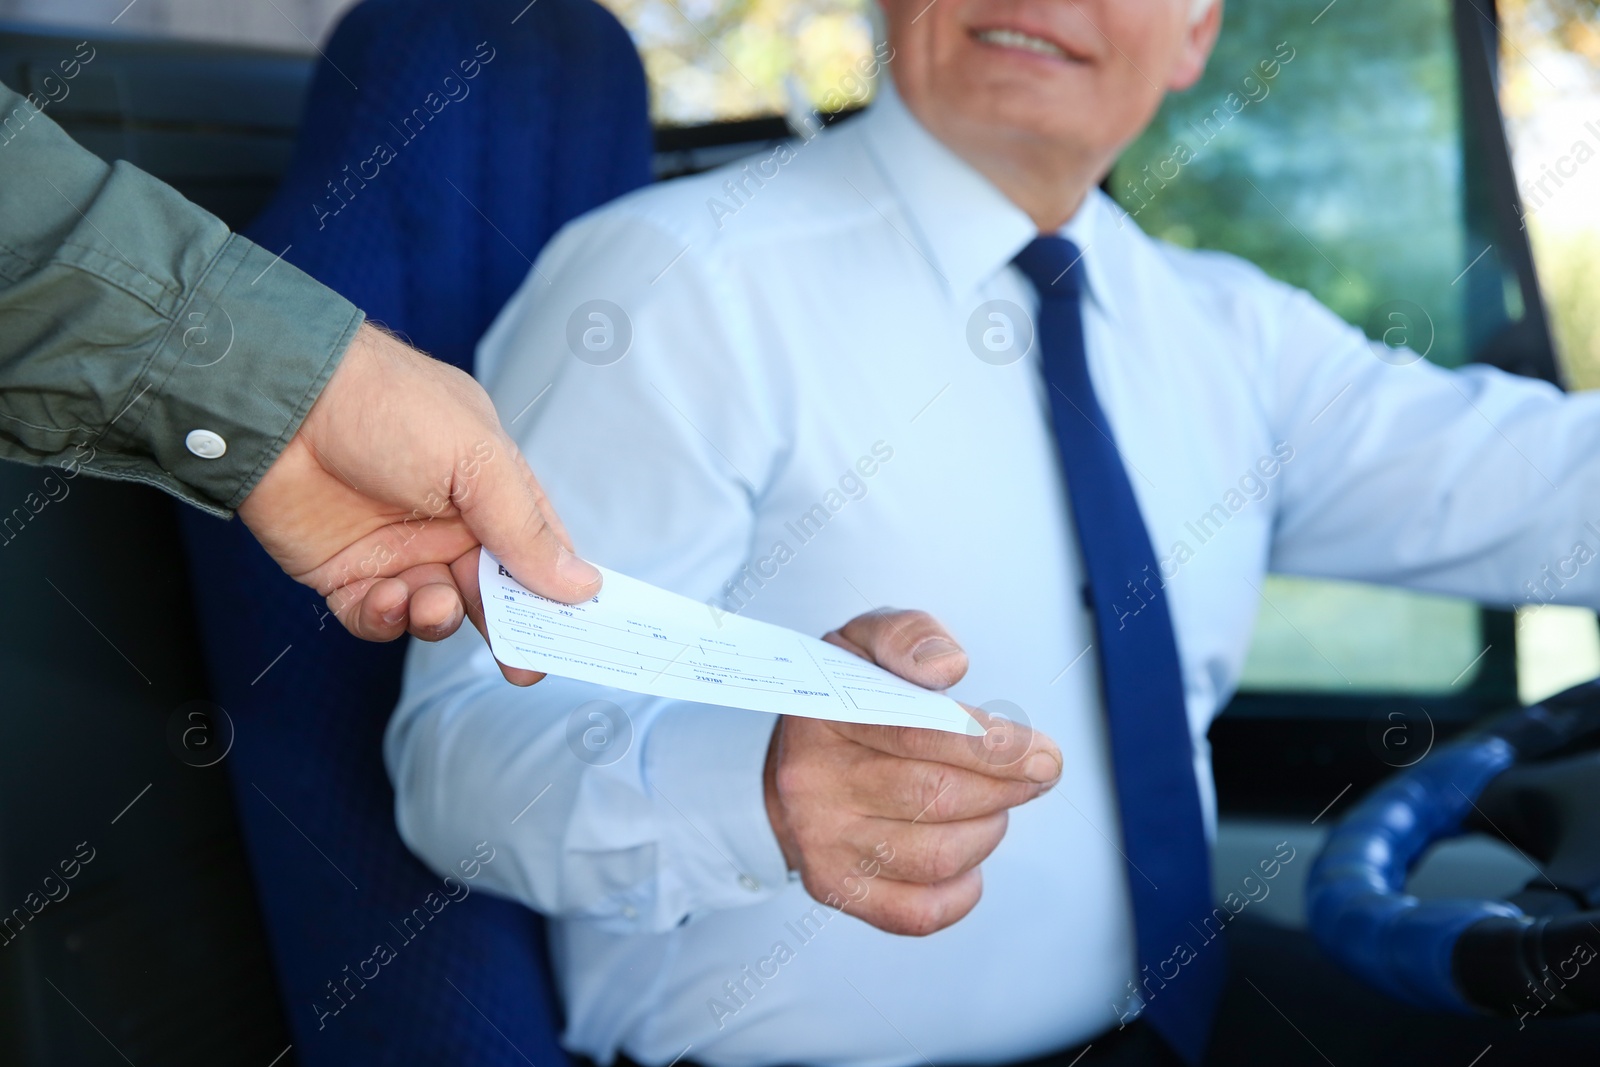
[{"x1": 1168, "y1": 0, "x2": 1224, "y2": 92}]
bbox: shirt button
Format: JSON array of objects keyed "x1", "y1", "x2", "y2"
[
  {"x1": 185, "y1": 429, "x2": 227, "y2": 459},
  {"x1": 621, "y1": 905, "x2": 638, "y2": 920},
  {"x1": 738, "y1": 874, "x2": 760, "y2": 892}
]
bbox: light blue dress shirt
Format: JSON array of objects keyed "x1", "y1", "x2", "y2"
[{"x1": 387, "y1": 82, "x2": 1600, "y2": 1067}]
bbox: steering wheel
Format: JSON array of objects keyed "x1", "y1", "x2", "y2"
[{"x1": 1306, "y1": 678, "x2": 1600, "y2": 1021}]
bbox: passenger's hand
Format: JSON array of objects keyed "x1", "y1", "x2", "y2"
[
  {"x1": 238, "y1": 322, "x2": 601, "y2": 682},
  {"x1": 763, "y1": 610, "x2": 1062, "y2": 936}
]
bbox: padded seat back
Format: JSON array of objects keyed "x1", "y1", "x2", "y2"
[{"x1": 179, "y1": 2, "x2": 652, "y2": 1062}]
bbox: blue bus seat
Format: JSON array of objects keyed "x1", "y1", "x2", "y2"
[{"x1": 177, "y1": 0, "x2": 653, "y2": 1062}]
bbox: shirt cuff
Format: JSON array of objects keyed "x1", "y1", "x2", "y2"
[
  {"x1": 642, "y1": 704, "x2": 790, "y2": 928},
  {"x1": 95, "y1": 233, "x2": 363, "y2": 517}
]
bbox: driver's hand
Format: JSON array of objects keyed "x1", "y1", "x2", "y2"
[{"x1": 763, "y1": 609, "x2": 1061, "y2": 935}]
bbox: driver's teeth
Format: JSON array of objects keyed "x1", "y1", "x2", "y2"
[{"x1": 975, "y1": 28, "x2": 1066, "y2": 58}]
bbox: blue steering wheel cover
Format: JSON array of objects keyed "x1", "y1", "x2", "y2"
[{"x1": 1306, "y1": 736, "x2": 1524, "y2": 1012}]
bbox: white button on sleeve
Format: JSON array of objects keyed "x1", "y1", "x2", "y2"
[{"x1": 184, "y1": 429, "x2": 228, "y2": 459}]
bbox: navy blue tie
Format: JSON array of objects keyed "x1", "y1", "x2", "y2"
[{"x1": 1013, "y1": 236, "x2": 1223, "y2": 1065}]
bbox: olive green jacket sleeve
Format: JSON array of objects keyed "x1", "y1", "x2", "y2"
[{"x1": 0, "y1": 80, "x2": 365, "y2": 517}]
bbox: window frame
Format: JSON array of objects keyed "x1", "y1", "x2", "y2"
[{"x1": 1213, "y1": 0, "x2": 1568, "y2": 819}]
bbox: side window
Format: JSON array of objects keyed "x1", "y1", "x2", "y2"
[
  {"x1": 1109, "y1": 0, "x2": 1590, "y2": 704},
  {"x1": 597, "y1": 0, "x2": 880, "y2": 124}
]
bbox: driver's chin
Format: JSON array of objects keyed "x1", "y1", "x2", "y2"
[
  {"x1": 938, "y1": 91, "x2": 1082, "y2": 150},
  {"x1": 928, "y1": 65, "x2": 1082, "y2": 127}
]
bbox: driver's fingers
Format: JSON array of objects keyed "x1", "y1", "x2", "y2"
[
  {"x1": 830, "y1": 716, "x2": 1062, "y2": 786},
  {"x1": 840, "y1": 751, "x2": 1051, "y2": 822},
  {"x1": 844, "y1": 811, "x2": 1010, "y2": 884},
  {"x1": 826, "y1": 866, "x2": 985, "y2": 938},
  {"x1": 825, "y1": 609, "x2": 969, "y2": 691}
]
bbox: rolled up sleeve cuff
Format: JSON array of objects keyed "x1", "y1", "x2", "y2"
[{"x1": 642, "y1": 704, "x2": 790, "y2": 928}]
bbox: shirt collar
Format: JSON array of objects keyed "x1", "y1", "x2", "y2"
[{"x1": 854, "y1": 78, "x2": 1120, "y2": 320}]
